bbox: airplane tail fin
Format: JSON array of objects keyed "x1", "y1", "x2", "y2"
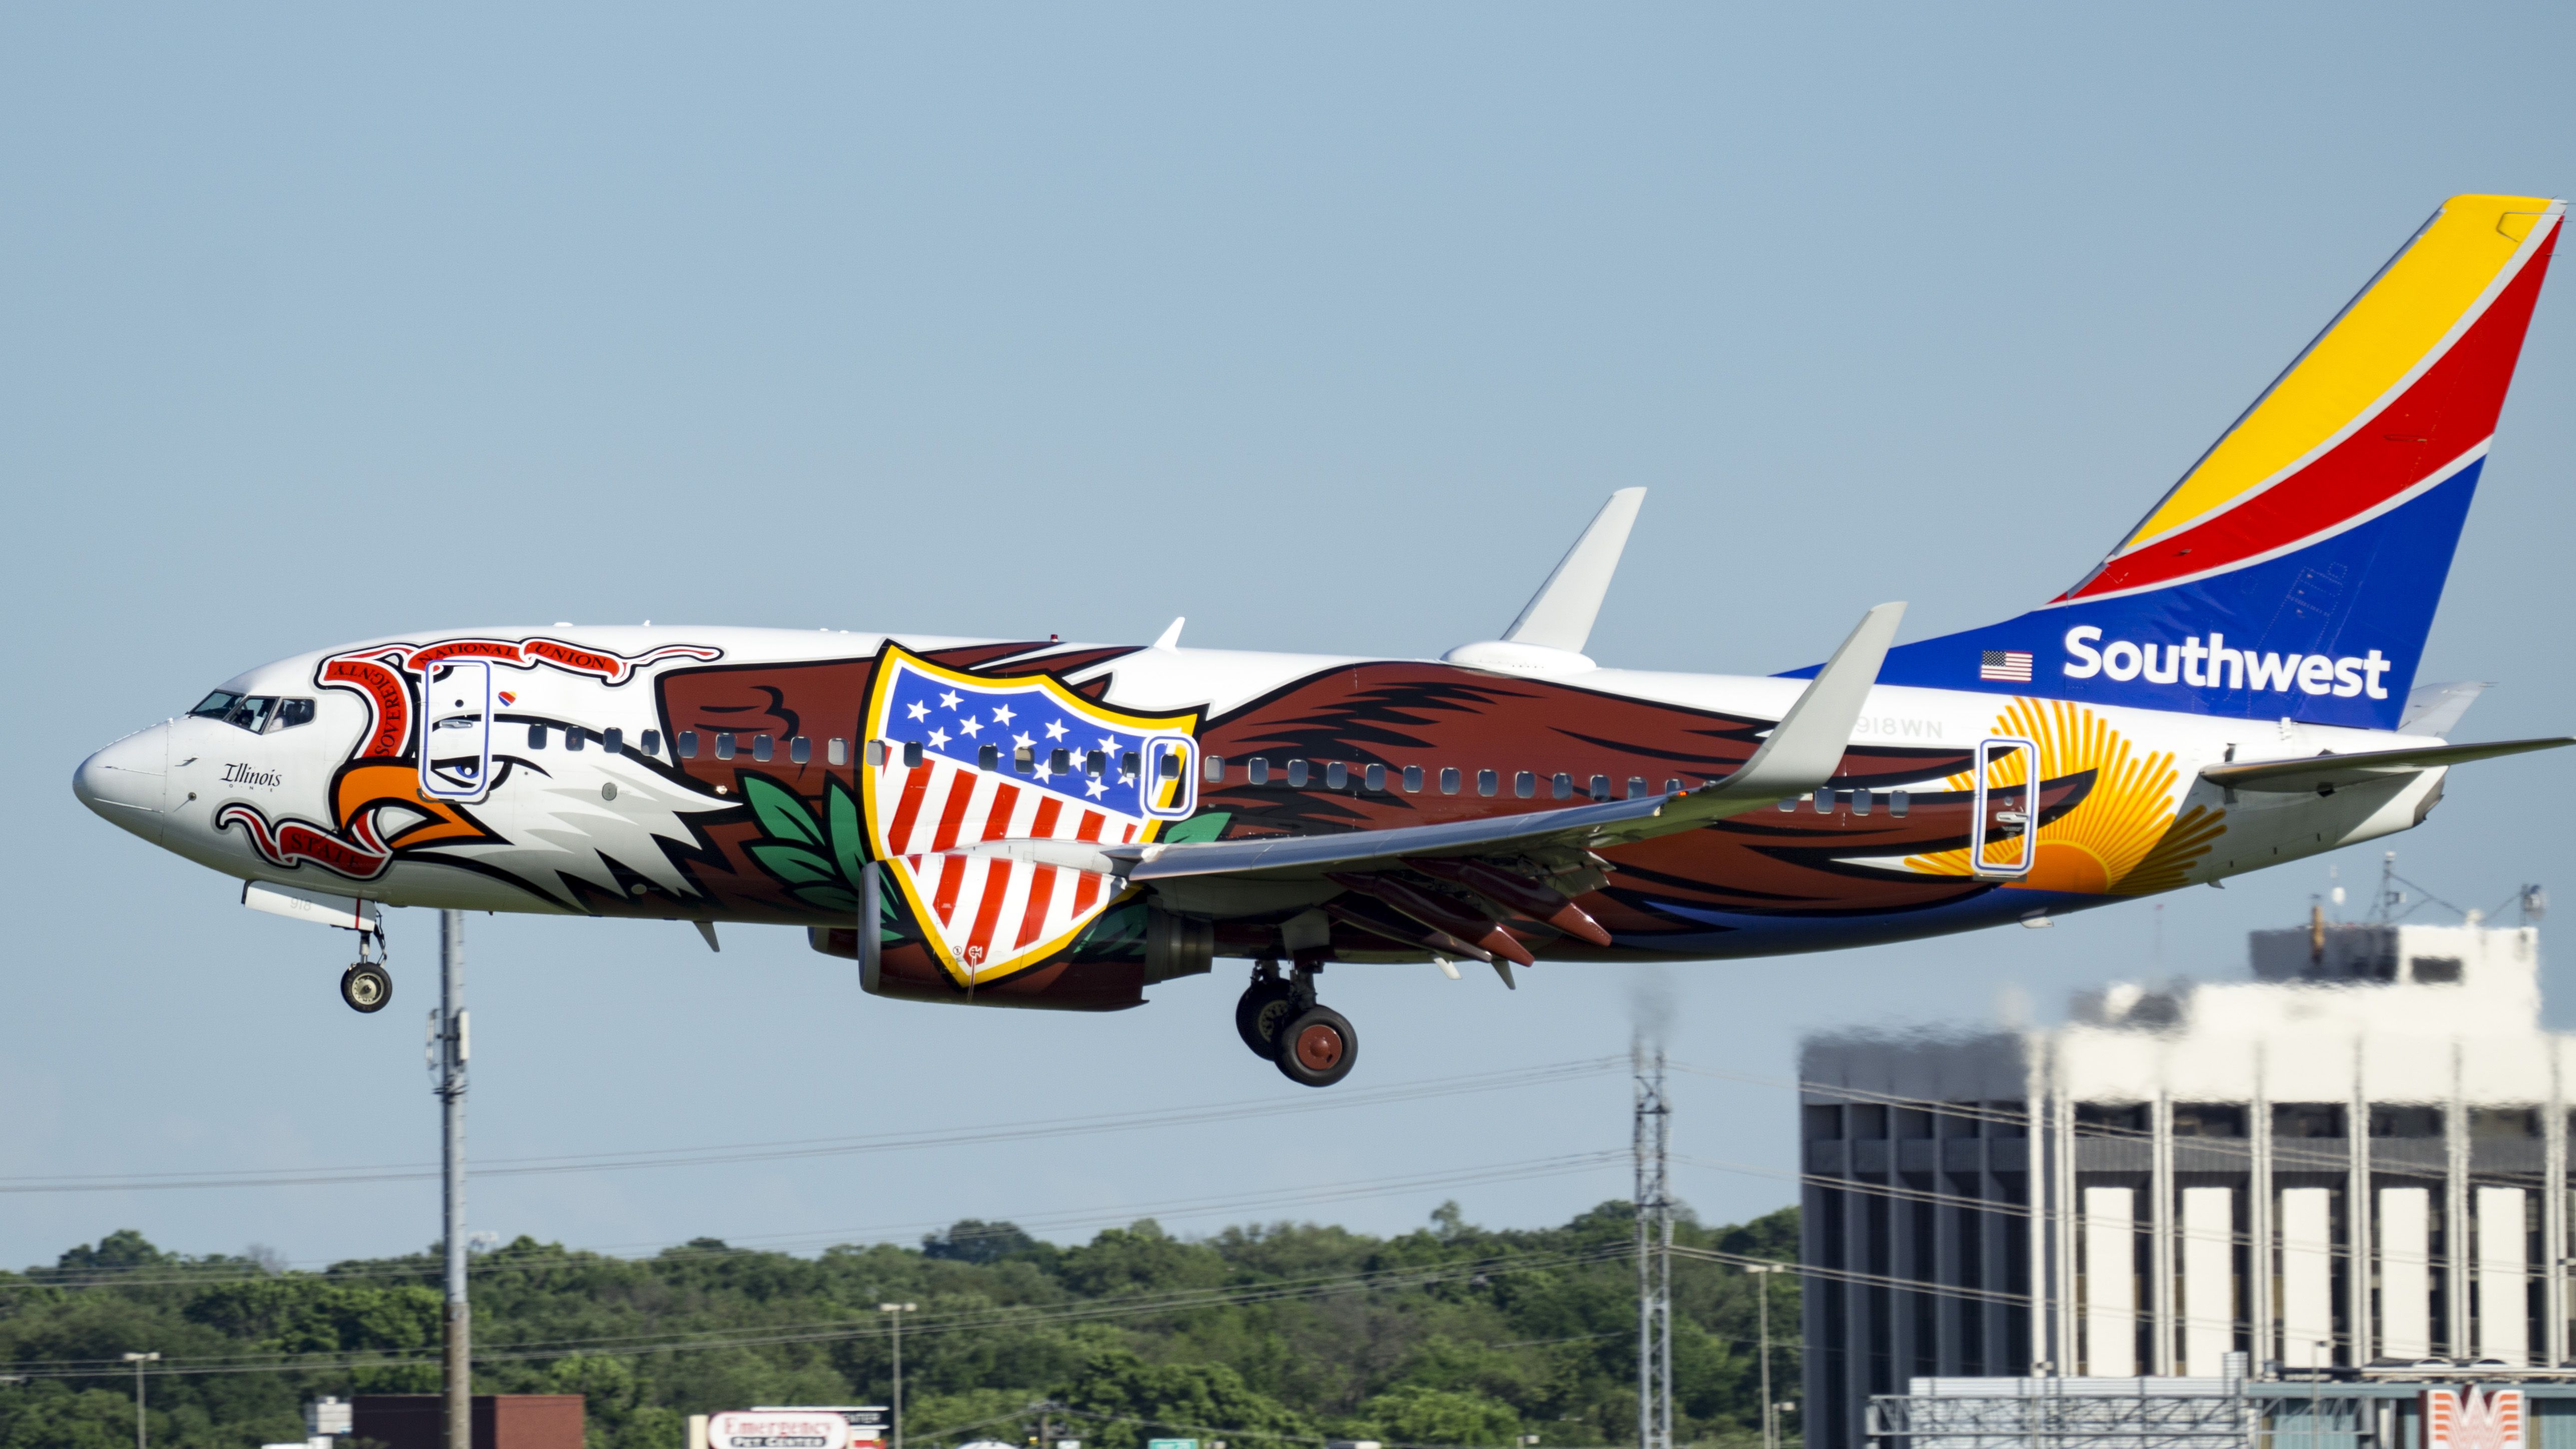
[{"x1": 1867, "y1": 194, "x2": 2563, "y2": 730}]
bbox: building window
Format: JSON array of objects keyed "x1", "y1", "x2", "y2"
[
  {"x1": 1895, "y1": 1107, "x2": 1935, "y2": 1139},
  {"x1": 2471, "y1": 1107, "x2": 2539, "y2": 1139},
  {"x1": 1802, "y1": 1104, "x2": 1843, "y2": 1140},
  {"x1": 2075, "y1": 1102, "x2": 2149, "y2": 1134},
  {"x1": 1938, "y1": 1103, "x2": 1982, "y2": 1140},
  {"x1": 2172, "y1": 1102, "x2": 2247, "y2": 1138},
  {"x1": 1849, "y1": 1104, "x2": 1888, "y2": 1140},
  {"x1": 2274, "y1": 1102, "x2": 2349, "y2": 1138},
  {"x1": 2368, "y1": 1105, "x2": 2443, "y2": 1139},
  {"x1": 1983, "y1": 1101, "x2": 2028, "y2": 1138},
  {"x1": 2410, "y1": 955, "x2": 2464, "y2": 984}
]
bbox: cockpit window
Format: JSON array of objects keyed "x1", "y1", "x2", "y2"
[
  {"x1": 273, "y1": 699, "x2": 316, "y2": 730},
  {"x1": 226, "y1": 696, "x2": 278, "y2": 733},
  {"x1": 191, "y1": 690, "x2": 242, "y2": 719},
  {"x1": 192, "y1": 690, "x2": 317, "y2": 732}
]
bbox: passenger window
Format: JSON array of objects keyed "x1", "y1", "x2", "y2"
[
  {"x1": 565, "y1": 728, "x2": 586, "y2": 753},
  {"x1": 1364, "y1": 764, "x2": 1385, "y2": 792},
  {"x1": 641, "y1": 731, "x2": 661, "y2": 756},
  {"x1": 979, "y1": 744, "x2": 1000, "y2": 771},
  {"x1": 906, "y1": 741, "x2": 927, "y2": 769},
  {"x1": 528, "y1": 723, "x2": 549, "y2": 749},
  {"x1": 753, "y1": 734, "x2": 775, "y2": 763},
  {"x1": 1812, "y1": 788, "x2": 1833, "y2": 812},
  {"x1": 1249, "y1": 758, "x2": 1270, "y2": 786},
  {"x1": 1776, "y1": 797, "x2": 1797, "y2": 812},
  {"x1": 1663, "y1": 778, "x2": 1681, "y2": 794},
  {"x1": 1512, "y1": 771, "x2": 1534, "y2": 799},
  {"x1": 1326, "y1": 761, "x2": 1348, "y2": 790},
  {"x1": 1013, "y1": 744, "x2": 1034, "y2": 774},
  {"x1": 1204, "y1": 755, "x2": 1226, "y2": 783},
  {"x1": 1440, "y1": 767, "x2": 1460, "y2": 796},
  {"x1": 1478, "y1": 769, "x2": 1499, "y2": 798},
  {"x1": 679, "y1": 730, "x2": 700, "y2": 759},
  {"x1": 790, "y1": 736, "x2": 811, "y2": 765},
  {"x1": 1891, "y1": 790, "x2": 1910, "y2": 818},
  {"x1": 1551, "y1": 772, "x2": 1572, "y2": 800},
  {"x1": 1048, "y1": 747, "x2": 1070, "y2": 774},
  {"x1": 867, "y1": 741, "x2": 888, "y2": 767},
  {"x1": 1853, "y1": 788, "x2": 1873, "y2": 816},
  {"x1": 1404, "y1": 765, "x2": 1424, "y2": 793},
  {"x1": 602, "y1": 728, "x2": 624, "y2": 755},
  {"x1": 1627, "y1": 776, "x2": 1647, "y2": 799},
  {"x1": 190, "y1": 690, "x2": 243, "y2": 719},
  {"x1": 274, "y1": 699, "x2": 317, "y2": 730},
  {"x1": 1588, "y1": 774, "x2": 1609, "y2": 801},
  {"x1": 1084, "y1": 750, "x2": 1106, "y2": 778},
  {"x1": 715, "y1": 732, "x2": 736, "y2": 761},
  {"x1": 1159, "y1": 750, "x2": 1184, "y2": 781},
  {"x1": 1286, "y1": 760, "x2": 1309, "y2": 788},
  {"x1": 1122, "y1": 751, "x2": 1141, "y2": 778},
  {"x1": 827, "y1": 738, "x2": 847, "y2": 767}
]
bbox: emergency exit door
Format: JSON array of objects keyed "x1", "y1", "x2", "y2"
[
  {"x1": 420, "y1": 660, "x2": 494, "y2": 801},
  {"x1": 1969, "y1": 736, "x2": 2038, "y2": 878}
]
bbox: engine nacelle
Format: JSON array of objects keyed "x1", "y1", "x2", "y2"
[{"x1": 806, "y1": 906, "x2": 1212, "y2": 1012}]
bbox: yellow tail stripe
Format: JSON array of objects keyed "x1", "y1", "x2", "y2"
[{"x1": 2123, "y1": 193, "x2": 2551, "y2": 548}]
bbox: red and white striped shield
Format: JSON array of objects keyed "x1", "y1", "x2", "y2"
[{"x1": 861, "y1": 645, "x2": 1199, "y2": 987}]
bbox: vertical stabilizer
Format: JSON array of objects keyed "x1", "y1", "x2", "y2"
[{"x1": 1853, "y1": 195, "x2": 2562, "y2": 729}]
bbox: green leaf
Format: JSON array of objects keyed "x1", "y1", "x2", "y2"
[
  {"x1": 748, "y1": 843, "x2": 836, "y2": 886},
  {"x1": 741, "y1": 774, "x2": 824, "y2": 849},
  {"x1": 1159, "y1": 811, "x2": 1231, "y2": 844},
  {"x1": 825, "y1": 778, "x2": 872, "y2": 883}
]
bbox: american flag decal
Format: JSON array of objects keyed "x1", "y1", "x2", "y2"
[
  {"x1": 862, "y1": 646, "x2": 1199, "y2": 988},
  {"x1": 1979, "y1": 649, "x2": 2034, "y2": 682}
]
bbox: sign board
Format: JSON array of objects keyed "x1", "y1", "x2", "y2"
[
  {"x1": 2423, "y1": 1388, "x2": 2525, "y2": 1449},
  {"x1": 304, "y1": 1397, "x2": 353, "y2": 1435},
  {"x1": 711, "y1": 1412, "x2": 853, "y2": 1449},
  {"x1": 754, "y1": 1407, "x2": 886, "y2": 1442},
  {"x1": 1148, "y1": 1439, "x2": 1200, "y2": 1449}
]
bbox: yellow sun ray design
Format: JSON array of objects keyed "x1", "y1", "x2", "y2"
[{"x1": 1903, "y1": 699, "x2": 2225, "y2": 895}]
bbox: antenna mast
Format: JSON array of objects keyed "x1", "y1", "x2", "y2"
[{"x1": 1635, "y1": 1042, "x2": 1673, "y2": 1449}]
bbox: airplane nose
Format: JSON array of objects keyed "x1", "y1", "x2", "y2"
[{"x1": 75, "y1": 724, "x2": 170, "y2": 844}]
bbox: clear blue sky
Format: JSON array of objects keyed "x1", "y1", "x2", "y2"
[{"x1": 4, "y1": 5, "x2": 2572, "y2": 1273}]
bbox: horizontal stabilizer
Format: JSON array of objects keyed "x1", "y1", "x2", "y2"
[
  {"x1": 2200, "y1": 736, "x2": 2572, "y2": 794},
  {"x1": 2398, "y1": 680, "x2": 2488, "y2": 736}
]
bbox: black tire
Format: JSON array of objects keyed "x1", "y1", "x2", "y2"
[
  {"x1": 1235, "y1": 979, "x2": 1296, "y2": 1058},
  {"x1": 1273, "y1": 1006, "x2": 1358, "y2": 1088},
  {"x1": 340, "y1": 963, "x2": 392, "y2": 1014}
]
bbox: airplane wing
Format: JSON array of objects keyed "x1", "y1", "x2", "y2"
[
  {"x1": 2199, "y1": 736, "x2": 2574, "y2": 794},
  {"x1": 1109, "y1": 601, "x2": 1907, "y2": 884}
]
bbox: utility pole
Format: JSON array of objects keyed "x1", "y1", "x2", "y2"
[
  {"x1": 880, "y1": 1302, "x2": 916, "y2": 1449},
  {"x1": 1745, "y1": 1264, "x2": 1787, "y2": 1449},
  {"x1": 1634, "y1": 1042, "x2": 1672, "y2": 1449},
  {"x1": 437, "y1": 910, "x2": 471, "y2": 1449},
  {"x1": 121, "y1": 1352, "x2": 158, "y2": 1449}
]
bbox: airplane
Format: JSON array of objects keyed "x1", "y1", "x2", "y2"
[{"x1": 74, "y1": 193, "x2": 2572, "y2": 1089}]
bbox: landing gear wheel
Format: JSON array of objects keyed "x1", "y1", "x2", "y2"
[
  {"x1": 1235, "y1": 978, "x2": 1297, "y2": 1059},
  {"x1": 340, "y1": 963, "x2": 392, "y2": 1014},
  {"x1": 1274, "y1": 1006, "x2": 1358, "y2": 1088}
]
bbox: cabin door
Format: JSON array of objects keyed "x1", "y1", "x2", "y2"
[
  {"x1": 1969, "y1": 736, "x2": 2038, "y2": 879},
  {"x1": 420, "y1": 660, "x2": 495, "y2": 801}
]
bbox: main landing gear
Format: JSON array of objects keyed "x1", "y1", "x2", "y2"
[
  {"x1": 340, "y1": 927, "x2": 391, "y2": 1014},
  {"x1": 1235, "y1": 959, "x2": 1358, "y2": 1089}
]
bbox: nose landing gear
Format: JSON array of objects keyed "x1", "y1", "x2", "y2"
[
  {"x1": 340, "y1": 928, "x2": 392, "y2": 1013},
  {"x1": 1233, "y1": 958, "x2": 1358, "y2": 1088}
]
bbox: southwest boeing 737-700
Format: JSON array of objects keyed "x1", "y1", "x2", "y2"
[{"x1": 73, "y1": 194, "x2": 2572, "y2": 1087}]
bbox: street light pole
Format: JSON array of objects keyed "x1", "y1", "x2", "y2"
[
  {"x1": 121, "y1": 1352, "x2": 159, "y2": 1449},
  {"x1": 437, "y1": 909, "x2": 471, "y2": 1449},
  {"x1": 1745, "y1": 1264, "x2": 1785, "y2": 1449},
  {"x1": 880, "y1": 1302, "x2": 916, "y2": 1449}
]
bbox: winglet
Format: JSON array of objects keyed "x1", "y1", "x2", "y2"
[
  {"x1": 1502, "y1": 488, "x2": 1647, "y2": 653},
  {"x1": 1704, "y1": 602, "x2": 1906, "y2": 803},
  {"x1": 1153, "y1": 617, "x2": 1186, "y2": 651}
]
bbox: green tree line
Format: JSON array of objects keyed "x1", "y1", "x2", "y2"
[{"x1": 0, "y1": 1202, "x2": 1798, "y2": 1449}]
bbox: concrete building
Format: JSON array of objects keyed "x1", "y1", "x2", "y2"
[{"x1": 1796, "y1": 914, "x2": 2566, "y2": 1449}]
